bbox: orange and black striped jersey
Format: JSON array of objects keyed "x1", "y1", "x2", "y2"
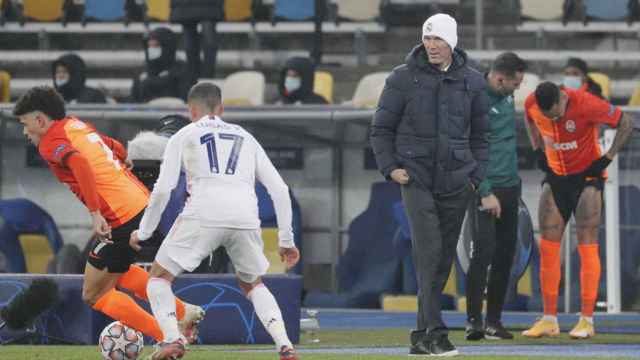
[
  {"x1": 525, "y1": 88, "x2": 621, "y2": 176},
  {"x1": 38, "y1": 117, "x2": 149, "y2": 228}
]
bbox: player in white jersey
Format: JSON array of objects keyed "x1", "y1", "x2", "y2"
[{"x1": 129, "y1": 83, "x2": 300, "y2": 360}]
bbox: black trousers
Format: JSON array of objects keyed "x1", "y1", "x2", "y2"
[
  {"x1": 465, "y1": 184, "x2": 520, "y2": 324},
  {"x1": 182, "y1": 20, "x2": 218, "y2": 82},
  {"x1": 401, "y1": 182, "x2": 472, "y2": 335}
]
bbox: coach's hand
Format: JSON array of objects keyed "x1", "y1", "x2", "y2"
[
  {"x1": 536, "y1": 149, "x2": 552, "y2": 174},
  {"x1": 481, "y1": 194, "x2": 502, "y2": 219},
  {"x1": 91, "y1": 211, "x2": 113, "y2": 244},
  {"x1": 129, "y1": 230, "x2": 142, "y2": 252},
  {"x1": 279, "y1": 246, "x2": 300, "y2": 270},
  {"x1": 582, "y1": 155, "x2": 612, "y2": 178},
  {"x1": 390, "y1": 168, "x2": 410, "y2": 185}
]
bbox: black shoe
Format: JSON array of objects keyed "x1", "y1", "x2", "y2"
[
  {"x1": 426, "y1": 334, "x2": 459, "y2": 357},
  {"x1": 485, "y1": 321, "x2": 514, "y2": 340},
  {"x1": 409, "y1": 329, "x2": 431, "y2": 356},
  {"x1": 465, "y1": 319, "x2": 485, "y2": 341}
]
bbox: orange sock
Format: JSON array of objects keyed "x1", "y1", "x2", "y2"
[
  {"x1": 539, "y1": 238, "x2": 561, "y2": 316},
  {"x1": 117, "y1": 265, "x2": 186, "y2": 320},
  {"x1": 578, "y1": 244, "x2": 601, "y2": 317},
  {"x1": 93, "y1": 288, "x2": 164, "y2": 341}
]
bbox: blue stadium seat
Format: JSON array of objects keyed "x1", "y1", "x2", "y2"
[
  {"x1": 584, "y1": 0, "x2": 630, "y2": 21},
  {"x1": 83, "y1": 0, "x2": 126, "y2": 22},
  {"x1": 274, "y1": 0, "x2": 315, "y2": 21}
]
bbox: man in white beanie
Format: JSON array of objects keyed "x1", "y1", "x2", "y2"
[{"x1": 371, "y1": 13, "x2": 489, "y2": 356}]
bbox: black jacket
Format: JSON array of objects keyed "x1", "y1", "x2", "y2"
[
  {"x1": 277, "y1": 57, "x2": 328, "y2": 105},
  {"x1": 370, "y1": 45, "x2": 489, "y2": 194},
  {"x1": 131, "y1": 27, "x2": 192, "y2": 103},
  {"x1": 170, "y1": 0, "x2": 224, "y2": 23},
  {"x1": 52, "y1": 53, "x2": 107, "y2": 104}
]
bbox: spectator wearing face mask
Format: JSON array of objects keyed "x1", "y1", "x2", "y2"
[
  {"x1": 562, "y1": 57, "x2": 603, "y2": 99},
  {"x1": 276, "y1": 57, "x2": 328, "y2": 105},
  {"x1": 52, "y1": 53, "x2": 107, "y2": 104},
  {"x1": 130, "y1": 27, "x2": 192, "y2": 103}
]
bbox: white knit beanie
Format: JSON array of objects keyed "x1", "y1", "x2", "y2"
[{"x1": 422, "y1": 13, "x2": 458, "y2": 50}]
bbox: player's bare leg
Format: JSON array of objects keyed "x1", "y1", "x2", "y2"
[
  {"x1": 239, "y1": 276, "x2": 298, "y2": 360},
  {"x1": 523, "y1": 184, "x2": 564, "y2": 338},
  {"x1": 571, "y1": 186, "x2": 602, "y2": 339}
]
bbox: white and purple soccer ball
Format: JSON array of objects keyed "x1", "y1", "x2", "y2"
[{"x1": 98, "y1": 321, "x2": 144, "y2": 360}]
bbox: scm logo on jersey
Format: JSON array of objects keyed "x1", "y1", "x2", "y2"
[{"x1": 552, "y1": 141, "x2": 578, "y2": 151}]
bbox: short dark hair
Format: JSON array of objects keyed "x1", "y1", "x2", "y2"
[
  {"x1": 187, "y1": 82, "x2": 222, "y2": 111},
  {"x1": 535, "y1": 81, "x2": 561, "y2": 111},
  {"x1": 13, "y1": 86, "x2": 66, "y2": 120},
  {"x1": 491, "y1": 52, "x2": 527, "y2": 78}
]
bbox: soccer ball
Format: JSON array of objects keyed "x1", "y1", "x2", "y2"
[{"x1": 99, "y1": 321, "x2": 144, "y2": 360}]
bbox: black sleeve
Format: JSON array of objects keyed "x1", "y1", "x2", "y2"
[{"x1": 370, "y1": 71, "x2": 406, "y2": 179}]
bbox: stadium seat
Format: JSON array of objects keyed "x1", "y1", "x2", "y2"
[
  {"x1": 147, "y1": 96, "x2": 185, "y2": 106},
  {"x1": 225, "y1": 0, "x2": 253, "y2": 22},
  {"x1": 21, "y1": 0, "x2": 65, "y2": 22},
  {"x1": 313, "y1": 70, "x2": 334, "y2": 104},
  {"x1": 513, "y1": 72, "x2": 540, "y2": 111},
  {"x1": 584, "y1": 0, "x2": 630, "y2": 21},
  {"x1": 0, "y1": 70, "x2": 10, "y2": 102},
  {"x1": 350, "y1": 72, "x2": 389, "y2": 108},
  {"x1": 261, "y1": 228, "x2": 286, "y2": 274},
  {"x1": 520, "y1": 0, "x2": 564, "y2": 20},
  {"x1": 335, "y1": 0, "x2": 380, "y2": 21},
  {"x1": 145, "y1": 0, "x2": 170, "y2": 22},
  {"x1": 83, "y1": 0, "x2": 127, "y2": 23},
  {"x1": 18, "y1": 234, "x2": 53, "y2": 273},
  {"x1": 588, "y1": 72, "x2": 611, "y2": 99},
  {"x1": 274, "y1": 0, "x2": 315, "y2": 21},
  {"x1": 222, "y1": 71, "x2": 265, "y2": 106},
  {"x1": 628, "y1": 84, "x2": 640, "y2": 106}
]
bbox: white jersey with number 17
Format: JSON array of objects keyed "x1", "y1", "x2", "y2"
[{"x1": 137, "y1": 115, "x2": 294, "y2": 247}]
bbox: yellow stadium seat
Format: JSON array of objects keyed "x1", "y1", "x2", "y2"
[
  {"x1": 261, "y1": 228, "x2": 286, "y2": 274},
  {"x1": 0, "y1": 71, "x2": 10, "y2": 102},
  {"x1": 335, "y1": 0, "x2": 380, "y2": 21},
  {"x1": 628, "y1": 84, "x2": 640, "y2": 106},
  {"x1": 225, "y1": 0, "x2": 253, "y2": 22},
  {"x1": 313, "y1": 71, "x2": 334, "y2": 104},
  {"x1": 520, "y1": 0, "x2": 564, "y2": 20},
  {"x1": 381, "y1": 264, "x2": 459, "y2": 312},
  {"x1": 22, "y1": 0, "x2": 65, "y2": 22},
  {"x1": 588, "y1": 72, "x2": 611, "y2": 100},
  {"x1": 222, "y1": 71, "x2": 265, "y2": 106},
  {"x1": 351, "y1": 72, "x2": 389, "y2": 108},
  {"x1": 146, "y1": 0, "x2": 170, "y2": 22},
  {"x1": 18, "y1": 234, "x2": 54, "y2": 274}
]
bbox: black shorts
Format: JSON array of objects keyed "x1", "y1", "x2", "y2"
[
  {"x1": 543, "y1": 172, "x2": 604, "y2": 224},
  {"x1": 87, "y1": 210, "x2": 147, "y2": 273}
]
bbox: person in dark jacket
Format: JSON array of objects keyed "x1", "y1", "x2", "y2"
[
  {"x1": 52, "y1": 53, "x2": 106, "y2": 104},
  {"x1": 170, "y1": 0, "x2": 224, "y2": 82},
  {"x1": 276, "y1": 57, "x2": 328, "y2": 105},
  {"x1": 562, "y1": 57, "x2": 603, "y2": 98},
  {"x1": 464, "y1": 52, "x2": 526, "y2": 341},
  {"x1": 130, "y1": 27, "x2": 192, "y2": 103},
  {"x1": 370, "y1": 13, "x2": 489, "y2": 356}
]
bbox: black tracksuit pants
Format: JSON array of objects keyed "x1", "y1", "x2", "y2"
[{"x1": 465, "y1": 184, "x2": 520, "y2": 324}]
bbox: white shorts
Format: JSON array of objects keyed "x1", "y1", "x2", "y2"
[{"x1": 155, "y1": 216, "x2": 270, "y2": 282}]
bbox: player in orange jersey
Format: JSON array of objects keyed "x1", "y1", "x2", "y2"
[
  {"x1": 13, "y1": 86, "x2": 204, "y2": 344},
  {"x1": 522, "y1": 82, "x2": 634, "y2": 339}
]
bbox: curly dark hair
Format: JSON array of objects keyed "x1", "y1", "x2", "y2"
[{"x1": 13, "y1": 86, "x2": 66, "y2": 120}]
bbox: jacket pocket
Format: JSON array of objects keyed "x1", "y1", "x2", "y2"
[
  {"x1": 448, "y1": 148, "x2": 472, "y2": 170},
  {"x1": 396, "y1": 144, "x2": 431, "y2": 159}
]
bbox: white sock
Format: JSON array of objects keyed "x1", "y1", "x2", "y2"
[
  {"x1": 248, "y1": 284, "x2": 292, "y2": 351},
  {"x1": 147, "y1": 277, "x2": 181, "y2": 342},
  {"x1": 542, "y1": 315, "x2": 558, "y2": 323}
]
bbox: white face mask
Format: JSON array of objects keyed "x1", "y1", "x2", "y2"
[
  {"x1": 147, "y1": 47, "x2": 162, "y2": 60},
  {"x1": 55, "y1": 77, "x2": 68, "y2": 87},
  {"x1": 284, "y1": 76, "x2": 301, "y2": 93},
  {"x1": 562, "y1": 76, "x2": 582, "y2": 90}
]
